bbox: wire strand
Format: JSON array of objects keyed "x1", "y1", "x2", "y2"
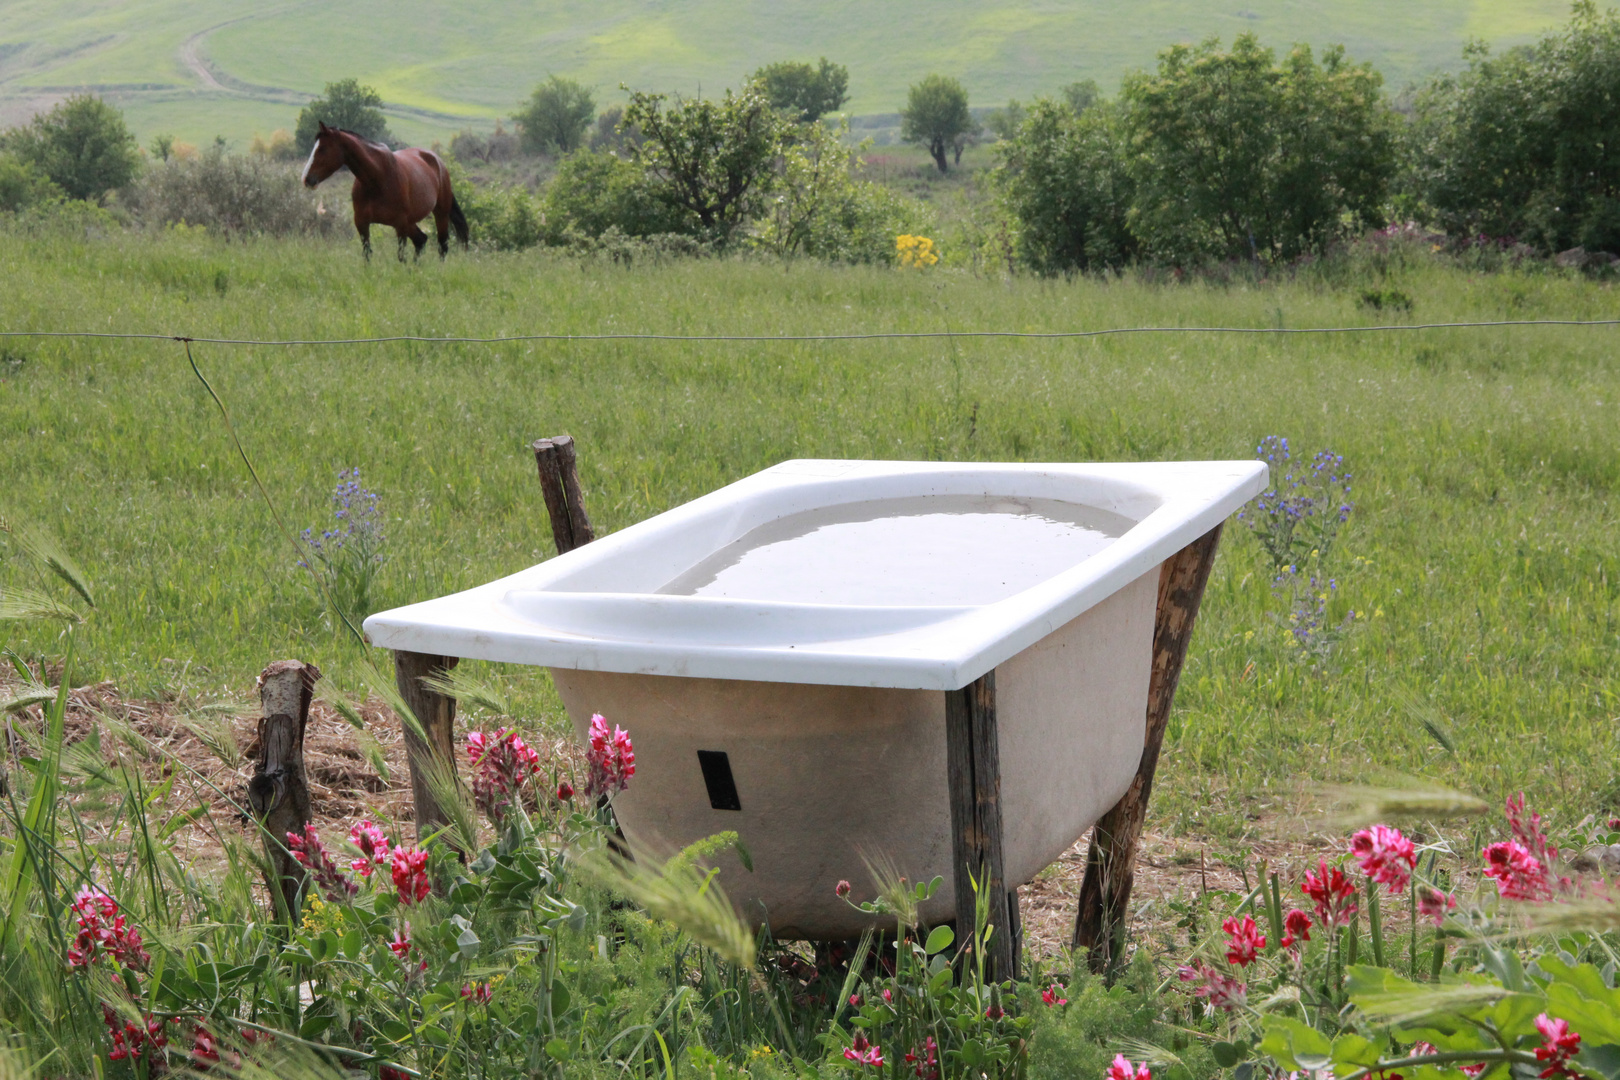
[{"x1": 0, "y1": 318, "x2": 1618, "y2": 347}]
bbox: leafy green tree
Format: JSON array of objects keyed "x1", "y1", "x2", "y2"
[
  {"x1": 752, "y1": 58, "x2": 850, "y2": 123},
  {"x1": 984, "y1": 100, "x2": 1026, "y2": 141},
  {"x1": 0, "y1": 153, "x2": 63, "y2": 213},
  {"x1": 1061, "y1": 80, "x2": 1101, "y2": 114},
  {"x1": 620, "y1": 84, "x2": 787, "y2": 244},
  {"x1": 994, "y1": 98, "x2": 1137, "y2": 274},
  {"x1": 1122, "y1": 35, "x2": 1395, "y2": 263},
  {"x1": 1406, "y1": 2, "x2": 1620, "y2": 253},
  {"x1": 2, "y1": 95, "x2": 140, "y2": 201},
  {"x1": 900, "y1": 74, "x2": 973, "y2": 173},
  {"x1": 543, "y1": 149, "x2": 693, "y2": 239},
  {"x1": 515, "y1": 76, "x2": 596, "y2": 156},
  {"x1": 294, "y1": 79, "x2": 393, "y2": 153}
]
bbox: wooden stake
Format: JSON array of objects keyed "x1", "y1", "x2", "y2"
[
  {"x1": 394, "y1": 650, "x2": 459, "y2": 846},
  {"x1": 1072, "y1": 524, "x2": 1223, "y2": 974},
  {"x1": 533, "y1": 435, "x2": 595, "y2": 555},
  {"x1": 246, "y1": 660, "x2": 320, "y2": 921},
  {"x1": 946, "y1": 669, "x2": 1017, "y2": 981}
]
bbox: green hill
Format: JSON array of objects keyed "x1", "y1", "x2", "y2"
[{"x1": 0, "y1": 0, "x2": 1593, "y2": 150}]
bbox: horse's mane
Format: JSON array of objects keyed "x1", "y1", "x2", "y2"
[{"x1": 334, "y1": 128, "x2": 392, "y2": 152}]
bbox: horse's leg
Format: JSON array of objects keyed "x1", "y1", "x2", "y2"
[
  {"x1": 403, "y1": 223, "x2": 428, "y2": 262},
  {"x1": 434, "y1": 207, "x2": 450, "y2": 259},
  {"x1": 357, "y1": 221, "x2": 372, "y2": 262},
  {"x1": 396, "y1": 232, "x2": 408, "y2": 263}
]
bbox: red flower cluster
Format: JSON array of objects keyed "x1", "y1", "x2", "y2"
[
  {"x1": 467, "y1": 728, "x2": 543, "y2": 824},
  {"x1": 585, "y1": 713, "x2": 635, "y2": 797},
  {"x1": 1351, "y1": 824, "x2": 1417, "y2": 892},
  {"x1": 1281, "y1": 908, "x2": 1313, "y2": 949},
  {"x1": 1482, "y1": 793, "x2": 1568, "y2": 901},
  {"x1": 102, "y1": 1004, "x2": 167, "y2": 1062},
  {"x1": 461, "y1": 981, "x2": 494, "y2": 1005},
  {"x1": 390, "y1": 923, "x2": 413, "y2": 959},
  {"x1": 1417, "y1": 887, "x2": 1458, "y2": 926},
  {"x1": 1108, "y1": 1055, "x2": 1151, "y2": 1080},
  {"x1": 1177, "y1": 962, "x2": 1246, "y2": 1013},
  {"x1": 1223, "y1": 915, "x2": 1265, "y2": 967},
  {"x1": 1534, "y1": 1014, "x2": 1581, "y2": 1079},
  {"x1": 287, "y1": 825, "x2": 358, "y2": 902},
  {"x1": 391, "y1": 848, "x2": 431, "y2": 905},
  {"x1": 348, "y1": 820, "x2": 392, "y2": 878},
  {"x1": 905, "y1": 1036, "x2": 939, "y2": 1080},
  {"x1": 191, "y1": 1024, "x2": 225, "y2": 1070},
  {"x1": 1302, "y1": 859, "x2": 1358, "y2": 929},
  {"x1": 844, "y1": 1032, "x2": 884, "y2": 1067},
  {"x1": 68, "y1": 887, "x2": 148, "y2": 970},
  {"x1": 1041, "y1": 983, "x2": 1067, "y2": 1006}
]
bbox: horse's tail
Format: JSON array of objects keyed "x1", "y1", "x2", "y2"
[{"x1": 449, "y1": 195, "x2": 469, "y2": 247}]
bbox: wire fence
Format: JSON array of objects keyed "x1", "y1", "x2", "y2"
[{"x1": 1, "y1": 317, "x2": 1619, "y2": 347}]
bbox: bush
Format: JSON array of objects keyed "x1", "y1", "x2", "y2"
[
  {"x1": 542, "y1": 149, "x2": 693, "y2": 241},
  {"x1": 450, "y1": 123, "x2": 521, "y2": 164},
  {"x1": 1405, "y1": 2, "x2": 1620, "y2": 253},
  {"x1": 995, "y1": 98, "x2": 1137, "y2": 275},
  {"x1": 1122, "y1": 35, "x2": 1396, "y2": 264},
  {"x1": 459, "y1": 179, "x2": 546, "y2": 250},
  {"x1": 125, "y1": 146, "x2": 343, "y2": 237},
  {"x1": 0, "y1": 153, "x2": 63, "y2": 214},
  {"x1": 2, "y1": 94, "x2": 141, "y2": 202},
  {"x1": 248, "y1": 129, "x2": 300, "y2": 162}
]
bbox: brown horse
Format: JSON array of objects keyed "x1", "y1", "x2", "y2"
[{"x1": 301, "y1": 122, "x2": 468, "y2": 260}]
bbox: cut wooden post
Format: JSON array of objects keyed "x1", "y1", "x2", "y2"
[
  {"x1": 946, "y1": 669, "x2": 1017, "y2": 982},
  {"x1": 394, "y1": 650, "x2": 460, "y2": 846},
  {"x1": 246, "y1": 660, "x2": 320, "y2": 921},
  {"x1": 1072, "y1": 524, "x2": 1223, "y2": 974},
  {"x1": 533, "y1": 435, "x2": 595, "y2": 555}
]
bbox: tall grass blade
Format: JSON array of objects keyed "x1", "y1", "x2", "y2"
[
  {"x1": 7, "y1": 521, "x2": 94, "y2": 609},
  {"x1": 579, "y1": 841, "x2": 756, "y2": 971},
  {"x1": 0, "y1": 686, "x2": 54, "y2": 715},
  {"x1": 1324, "y1": 778, "x2": 1488, "y2": 829},
  {"x1": 1394, "y1": 687, "x2": 1457, "y2": 755},
  {"x1": 0, "y1": 587, "x2": 81, "y2": 623},
  {"x1": 421, "y1": 668, "x2": 512, "y2": 717},
  {"x1": 0, "y1": 633, "x2": 70, "y2": 960}
]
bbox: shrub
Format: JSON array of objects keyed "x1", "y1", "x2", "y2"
[
  {"x1": 248, "y1": 129, "x2": 300, "y2": 162},
  {"x1": 460, "y1": 180, "x2": 546, "y2": 251},
  {"x1": 995, "y1": 98, "x2": 1137, "y2": 275},
  {"x1": 450, "y1": 122, "x2": 520, "y2": 164},
  {"x1": 125, "y1": 146, "x2": 342, "y2": 237},
  {"x1": 2, "y1": 94, "x2": 141, "y2": 202},
  {"x1": 515, "y1": 76, "x2": 596, "y2": 156},
  {"x1": 1122, "y1": 35, "x2": 1396, "y2": 264},
  {"x1": 0, "y1": 153, "x2": 63, "y2": 214},
  {"x1": 542, "y1": 150, "x2": 693, "y2": 241},
  {"x1": 1405, "y1": 2, "x2": 1620, "y2": 253}
]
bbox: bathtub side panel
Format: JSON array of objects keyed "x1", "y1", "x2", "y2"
[{"x1": 995, "y1": 567, "x2": 1157, "y2": 889}]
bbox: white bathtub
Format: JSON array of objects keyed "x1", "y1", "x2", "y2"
[{"x1": 365, "y1": 460, "x2": 1266, "y2": 938}]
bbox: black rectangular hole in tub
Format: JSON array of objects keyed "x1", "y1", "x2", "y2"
[{"x1": 697, "y1": 750, "x2": 742, "y2": 811}]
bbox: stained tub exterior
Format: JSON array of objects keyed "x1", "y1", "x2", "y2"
[{"x1": 550, "y1": 569, "x2": 1156, "y2": 940}]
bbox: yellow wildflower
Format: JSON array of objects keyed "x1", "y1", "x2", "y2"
[{"x1": 895, "y1": 234, "x2": 939, "y2": 269}]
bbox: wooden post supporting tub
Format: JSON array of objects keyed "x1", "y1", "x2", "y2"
[
  {"x1": 395, "y1": 650, "x2": 460, "y2": 845},
  {"x1": 946, "y1": 669, "x2": 1018, "y2": 982},
  {"x1": 1072, "y1": 524, "x2": 1223, "y2": 975}
]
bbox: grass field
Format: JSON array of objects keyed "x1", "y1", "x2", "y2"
[
  {"x1": 1, "y1": 230, "x2": 1615, "y2": 842},
  {"x1": 0, "y1": 0, "x2": 1596, "y2": 148}
]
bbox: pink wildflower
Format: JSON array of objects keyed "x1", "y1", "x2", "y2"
[
  {"x1": 984, "y1": 1002, "x2": 1005, "y2": 1020},
  {"x1": 849, "y1": 994, "x2": 861, "y2": 1007},
  {"x1": 1301, "y1": 859, "x2": 1358, "y2": 928},
  {"x1": 191, "y1": 1024, "x2": 222, "y2": 1069},
  {"x1": 1350, "y1": 824, "x2": 1417, "y2": 892},
  {"x1": 1281, "y1": 908, "x2": 1312, "y2": 948},
  {"x1": 287, "y1": 825, "x2": 358, "y2": 902},
  {"x1": 844, "y1": 1033, "x2": 884, "y2": 1067},
  {"x1": 467, "y1": 728, "x2": 543, "y2": 825},
  {"x1": 1108, "y1": 1055, "x2": 1151, "y2": 1080},
  {"x1": 462, "y1": 981, "x2": 493, "y2": 1005},
  {"x1": 556, "y1": 779, "x2": 574, "y2": 801},
  {"x1": 1483, "y1": 840, "x2": 1551, "y2": 902},
  {"x1": 1041, "y1": 984, "x2": 1067, "y2": 1006},
  {"x1": 882, "y1": 988, "x2": 892, "y2": 1003},
  {"x1": 1417, "y1": 887, "x2": 1458, "y2": 926},
  {"x1": 1177, "y1": 962, "x2": 1246, "y2": 1013},
  {"x1": 390, "y1": 848, "x2": 431, "y2": 905},
  {"x1": 1222, "y1": 914, "x2": 1265, "y2": 967},
  {"x1": 102, "y1": 1005, "x2": 166, "y2": 1062},
  {"x1": 389, "y1": 923, "x2": 413, "y2": 959},
  {"x1": 835, "y1": 879, "x2": 852, "y2": 897},
  {"x1": 905, "y1": 1037, "x2": 940, "y2": 1080},
  {"x1": 348, "y1": 819, "x2": 392, "y2": 878},
  {"x1": 1534, "y1": 1015, "x2": 1580, "y2": 1080},
  {"x1": 68, "y1": 887, "x2": 149, "y2": 970},
  {"x1": 584, "y1": 714, "x2": 635, "y2": 797},
  {"x1": 1460, "y1": 1066, "x2": 1486, "y2": 1079}
]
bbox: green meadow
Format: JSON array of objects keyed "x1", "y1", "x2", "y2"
[
  {"x1": 1, "y1": 230, "x2": 1615, "y2": 837},
  {"x1": 0, "y1": 0, "x2": 1594, "y2": 147}
]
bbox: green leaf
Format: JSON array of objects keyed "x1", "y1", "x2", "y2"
[
  {"x1": 299, "y1": 1014, "x2": 335, "y2": 1039},
  {"x1": 1330, "y1": 1034, "x2": 1382, "y2": 1073},
  {"x1": 456, "y1": 925, "x2": 481, "y2": 959},
  {"x1": 545, "y1": 1039, "x2": 573, "y2": 1062},
  {"x1": 340, "y1": 929, "x2": 362, "y2": 959},
  {"x1": 380, "y1": 1019, "x2": 411, "y2": 1041},
  {"x1": 1577, "y1": 1045, "x2": 1620, "y2": 1080},
  {"x1": 1259, "y1": 1017, "x2": 1333, "y2": 1072},
  {"x1": 550, "y1": 980, "x2": 572, "y2": 1017},
  {"x1": 925, "y1": 925, "x2": 955, "y2": 955}
]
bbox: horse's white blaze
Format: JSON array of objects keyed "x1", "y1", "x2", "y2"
[{"x1": 301, "y1": 136, "x2": 321, "y2": 185}]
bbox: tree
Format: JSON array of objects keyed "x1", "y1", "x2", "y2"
[
  {"x1": 995, "y1": 98, "x2": 1136, "y2": 274},
  {"x1": 753, "y1": 58, "x2": 850, "y2": 123},
  {"x1": 621, "y1": 84, "x2": 787, "y2": 244},
  {"x1": 1121, "y1": 35, "x2": 1395, "y2": 263},
  {"x1": 900, "y1": 74, "x2": 973, "y2": 173},
  {"x1": 515, "y1": 76, "x2": 596, "y2": 156},
  {"x1": 984, "y1": 100, "x2": 1026, "y2": 141},
  {"x1": 2, "y1": 95, "x2": 141, "y2": 202},
  {"x1": 0, "y1": 153, "x2": 63, "y2": 213},
  {"x1": 1061, "y1": 80, "x2": 1101, "y2": 114},
  {"x1": 294, "y1": 79, "x2": 393, "y2": 153},
  {"x1": 1405, "y1": 2, "x2": 1620, "y2": 253}
]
